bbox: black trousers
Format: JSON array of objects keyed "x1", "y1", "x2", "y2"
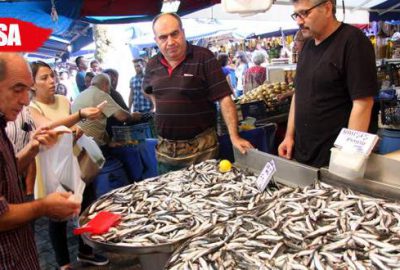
[{"x1": 48, "y1": 183, "x2": 96, "y2": 266}]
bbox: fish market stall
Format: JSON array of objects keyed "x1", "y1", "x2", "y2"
[
  {"x1": 78, "y1": 159, "x2": 276, "y2": 269},
  {"x1": 79, "y1": 149, "x2": 400, "y2": 269}
]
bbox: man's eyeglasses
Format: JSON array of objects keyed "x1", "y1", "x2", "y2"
[{"x1": 291, "y1": 1, "x2": 328, "y2": 21}]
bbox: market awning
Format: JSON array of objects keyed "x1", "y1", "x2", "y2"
[
  {"x1": 130, "y1": 19, "x2": 237, "y2": 49},
  {"x1": 80, "y1": 0, "x2": 220, "y2": 24},
  {"x1": 246, "y1": 29, "x2": 299, "y2": 39},
  {"x1": 369, "y1": 0, "x2": 400, "y2": 21},
  {"x1": 0, "y1": 0, "x2": 221, "y2": 59}
]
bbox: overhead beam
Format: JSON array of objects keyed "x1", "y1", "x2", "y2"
[
  {"x1": 351, "y1": 0, "x2": 375, "y2": 11},
  {"x1": 370, "y1": 9, "x2": 400, "y2": 13},
  {"x1": 70, "y1": 22, "x2": 92, "y2": 43},
  {"x1": 379, "y1": 2, "x2": 400, "y2": 16}
]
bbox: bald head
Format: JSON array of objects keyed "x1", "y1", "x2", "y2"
[
  {"x1": 0, "y1": 53, "x2": 32, "y2": 121},
  {"x1": 152, "y1": 13, "x2": 187, "y2": 63},
  {"x1": 91, "y1": 73, "x2": 111, "y2": 93},
  {"x1": 0, "y1": 53, "x2": 30, "y2": 81},
  {"x1": 152, "y1": 13, "x2": 183, "y2": 33}
]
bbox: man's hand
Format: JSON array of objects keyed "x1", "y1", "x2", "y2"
[
  {"x1": 42, "y1": 192, "x2": 81, "y2": 220},
  {"x1": 27, "y1": 127, "x2": 61, "y2": 153},
  {"x1": 33, "y1": 127, "x2": 69, "y2": 148},
  {"x1": 231, "y1": 135, "x2": 253, "y2": 154},
  {"x1": 81, "y1": 107, "x2": 103, "y2": 120},
  {"x1": 278, "y1": 136, "x2": 295, "y2": 160},
  {"x1": 71, "y1": 126, "x2": 84, "y2": 142},
  {"x1": 131, "y1": 112, "x2": 142, "y2": 122},
  {"x1": 277, "y1": 90, "x2": 294, "y2": 102}
]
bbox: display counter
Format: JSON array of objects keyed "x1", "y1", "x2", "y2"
[
  {"x1": 385, "y1": 149, "x2": 400, "y2": 161},
  {"x1": 79, "y1": 148, "x2": 400, "y2": 269}
]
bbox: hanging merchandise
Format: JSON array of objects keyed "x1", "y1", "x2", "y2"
[{"x1": 50, "y1": 0, "x2": 58, "y2": 22}]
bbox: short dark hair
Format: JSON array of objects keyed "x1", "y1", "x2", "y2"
[
  {"x1": 90, "y1": 59, "x2": 99, "y2": 66},
  {"x1": 103, "y1": 68, "x2": 118, "y2": 77},
  {"x1": 75, "y1": 56, "x2": 84, "y2": 67},
  {"x1": 217, "y1": 53, "x2": 229, "y2": 67},
  {"x1": 30, "y1": 61, "x2": 52, "y2": 80},
  {"x1": 152, "y1": 13, "x2": 183, "y2": 32},
  {"x1": 133, "y1": 58, "x2": 146, "y2": 65},
  {"x1": 85, "y1": 71, "x2": 95, "y2": 79}
]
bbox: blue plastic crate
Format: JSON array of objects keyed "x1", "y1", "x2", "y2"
[{"x1": 111, "y1": 122, "x2": 155, "y2": 144}]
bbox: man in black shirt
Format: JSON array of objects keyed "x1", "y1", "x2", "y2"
[
  {"x1": 143, "y1": 13, "x2": 252, "y2": 173},
  {"x1": 278, "y1": 0, "x2": 378, "y2": 167}
]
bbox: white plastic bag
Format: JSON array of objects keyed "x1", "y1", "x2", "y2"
[
  {"x1": 37, "y1": 126, "x2": 85, "y2": 202},
  {"x1": 76, "y1": 134, "x2": 105, "y2": 169}
]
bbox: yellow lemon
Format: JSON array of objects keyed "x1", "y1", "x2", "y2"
[{"x1": 219, "y1": 159, "x2": 232, "y2": 173}]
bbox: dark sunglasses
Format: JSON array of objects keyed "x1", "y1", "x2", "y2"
[{"x1": 291, "y1": 1, "x2": 328, "y2": 21}]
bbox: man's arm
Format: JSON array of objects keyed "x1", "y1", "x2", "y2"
[
  {"x1": 24, "y1": 163, "x2": 36, "y2": 196},
  {"x1": 219, "y1": 95, "x2": 253, "y2": 154},
  {"x1": 128, "y1": 87, "x2": 133, "y2": 112},
  {"x1": 278, "y1": 94, "x2": 296, "y2": 159},
  {"x1": 146, "y1": 94, "x2": 156, "y2": 112},
  {"x1": 93, "y1": 92, "x2": 141, "y2": 123},
  {"x1": 0, "y1": 192, "x2": 80, "y2": 232},
  {"x1": 113, "y1": 110, "x2": 141, "y2": 122},
  {"x1": 348, "y1": 96, "x2": 374, "y2": 131},
  {"x1": 15, "y1": 139, "x2": 39, "y2": 173}
]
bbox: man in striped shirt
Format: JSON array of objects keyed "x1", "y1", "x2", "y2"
[
  {"x1": 0, "y1": 53, "x2": 81, "y2": 270},
  {"x1": 143, "y1": 13, "x2": 253, "y2": 173}
]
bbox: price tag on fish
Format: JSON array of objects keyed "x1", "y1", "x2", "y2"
[
  {"x1": 256, "y1": 160, "x2": 276, "y2": 192},
  {"x1": 334, "y1": 128, "x2": 378, "y2": 155}
]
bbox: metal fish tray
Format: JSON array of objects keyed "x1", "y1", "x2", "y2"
[
  {"x1": 79, "y1": 207, "x2": 192, "y2": 254},
  {"x1": 234, "y1": 148, "x2": 400, "y2": 200},
  {"x1": 79, "y1": 207, "x2": 191, "y2": 270}
]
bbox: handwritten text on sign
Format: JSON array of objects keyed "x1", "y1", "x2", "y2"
[
  {"x1": 256, "y1": 160, "x2": 276, "y2": 192},
  {"x1": 334, "y1": 128, "x2": 378, "y2": 155}
]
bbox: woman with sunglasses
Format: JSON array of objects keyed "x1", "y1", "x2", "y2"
[
  {"x1": 29, "y1": 61, "x2": 108, "y2": 269},
  {"x1": 278, "y1": 0, "x2": 377, "y2": 167}
]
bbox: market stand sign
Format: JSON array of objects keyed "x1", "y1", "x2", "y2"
[{"x1": 0, "y1": 18, "x2": 51, "y2": 52}]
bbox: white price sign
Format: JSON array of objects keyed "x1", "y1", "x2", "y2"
[
  {"x1": 256, "y1": 160, "x2": 276, "y2": 192},
  {"x1": 334, "y1": 128, "x2": 378, "y2": 155}
]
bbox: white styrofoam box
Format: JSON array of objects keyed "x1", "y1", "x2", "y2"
[
  {"x1": 267, "y1": 68, "x2": 285, "y2": 83},
  {"x1": 329, "y1": 147, "x2": 368, "y2": 180}
]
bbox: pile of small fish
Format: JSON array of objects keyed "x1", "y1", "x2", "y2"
[
  {"x1": 84, "y1": 160, "x2": 274, "y2": 247},
  {"x1": 166, "y1": 181, "x2": 400, "y2": 269}
]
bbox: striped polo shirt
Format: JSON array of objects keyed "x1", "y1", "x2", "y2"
[
  {"x1": 143, "y1": 43, "x2": 232, "y2": 140},
  {"x1": 0, "y1": 119, "x2": 40, "y2": 270}
]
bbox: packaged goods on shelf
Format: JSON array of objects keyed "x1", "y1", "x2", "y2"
[{"x1": 380, "y1": 98, "x2": 400, "y2": 126}]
